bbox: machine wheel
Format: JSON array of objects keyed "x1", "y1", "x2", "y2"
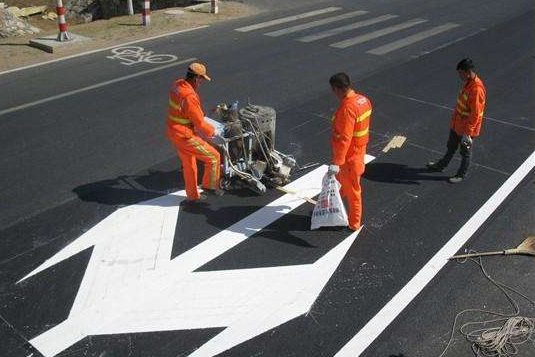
[{"x1": 220, "y1": 178, "x2": 232, "y2": 191}]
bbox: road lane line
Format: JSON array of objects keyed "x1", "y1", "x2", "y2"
[
  {"x1": 0, "y1": 26, "x2": 208, "y2": 77},
  {"x1": 298, "y1": 14, "x2": 398, "y2": 43},
  {"x1": 0, "y1": 58, "x2": 195, "y2": 117},
  {"x1": 234, "y1": 7, "x2": 341, "y2": 32},
  {"x1": 412, "y1": 28, "x2": 487, "y2": 59},
  {"x1": 330, "y1": 18, "x2": 428, "y2": 49},
  {"x1": 406, "y1": 141, "x2": 511, "y2": 176},
  {"x1": 370, "y1": 89, "x2": 535, "y2": 133},
  {"x1": 367, "y1": 23, "x2": 460, "y2": 55},
  {"x1": 264, "y1": 10, "x2": 368, "y2": 37},
  {"x1": 335, "y1": 150, "x2": 535, "y2": 357}
]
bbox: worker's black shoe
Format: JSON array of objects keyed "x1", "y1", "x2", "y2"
[
  {"x1": 204, "y1": 188, "x2": 225, "y2": 197},
  {"x1": 181, "y1": 194, "x2": 208, "y2": 206},
  {"x1": 448, "y1": 175, "x2": 465, "y2": 184},
  {"x1": 330, "y1": 226, "x2": 357, "y2": 233},
  {"x1": 426, "y1": 161, "x2": 445, "y2": 172}
]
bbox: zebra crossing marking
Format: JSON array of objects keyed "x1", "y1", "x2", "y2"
[
  {"x1": 235, "y1": 8, "x2": 464, "y2": 56},
  {"x1": 297, "y1": 14, "x2": 398, "y2": 43},
  {"x1": 264, "y1": 10, "x2": 368, "y2": 37},
  {"x1": 235, "y1": 7, "x2": 341, "y2": 32},
  {"x1": 330, "y1": 18, "x2": 429, "y2": 49},
  {"x1": 367, "y1": 23, "x2": 460, "y2": 55}
]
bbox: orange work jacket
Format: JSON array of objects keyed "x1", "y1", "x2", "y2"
[
  {"x1": 167, "y1": 79, "x2": 215, "y2": 140},
  {"x1": 331, "y1": 89, "x2": 372, "y2": 167},
  {"x1": 450, "y1": 75, "x2": 486, "y2": 137}
]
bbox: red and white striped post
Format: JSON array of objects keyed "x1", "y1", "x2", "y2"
[
  {"x1": 141, "y1": 0, "x2": 151, "y2": 26},
  {"x1": 211, "y1": 0, "x2": 218, "y2": 14},
  {"x1": 56, "y1": 0, "x2": 71, "y2": 41}
]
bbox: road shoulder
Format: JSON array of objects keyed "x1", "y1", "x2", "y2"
[{"x1": 0, "y1": 1, "x2": 260, "y2": 72}]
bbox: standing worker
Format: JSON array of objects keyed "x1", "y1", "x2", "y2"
[
  {"x1": 328, "y1": 73, "x2": 372, "y2": 231},
  {"x1": 427, "y1": 58, "x2": 486, "y2": 183},
  {"x1": 167, "y1": 63, "x2": 223, "y2": 203}
]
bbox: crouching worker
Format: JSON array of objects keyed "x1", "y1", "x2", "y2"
[
  {"x1": 328, "y1": 72, "x2": 372, "y2": 230},
  {"x1": 167, "y1": 62, "x2": 223, "y2": 203}
]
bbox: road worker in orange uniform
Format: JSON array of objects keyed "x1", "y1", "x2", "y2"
[
  {"x1": 167, "y1": 63, "x2": 223, "y2": 202},
  {"x1": 427, "y1": 58, "x2": 486, "y2": 183},
  {"x1": 328, "y1": 72, "x2": 372, "y2": 231}
]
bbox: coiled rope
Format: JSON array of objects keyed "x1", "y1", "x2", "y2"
[{"x1": 438, "y1": 253, "x2": 535, "y2": 357}]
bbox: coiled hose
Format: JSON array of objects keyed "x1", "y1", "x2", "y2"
[{"x1": 439, "y1": 254, "x2": 535, "y2": 357}]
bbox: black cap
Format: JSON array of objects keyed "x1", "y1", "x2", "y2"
[{"x1": 457, "y1": 58, "x2": 475, "y2": 71}]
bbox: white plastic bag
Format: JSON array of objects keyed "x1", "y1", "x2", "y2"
[
  {"x1": 310, "y1": 173, "x2": 349, "y2": 230},
  {"x1": 196, "y1": 116, "x2": 226, "y2": 146}
]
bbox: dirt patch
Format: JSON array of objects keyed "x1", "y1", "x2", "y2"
[
  {"x1": 4, "y1": 0, "x2": 55, "y2": 8},
  {"x1": 0, "y1": 1, "x2": 260, "y2": 72}
]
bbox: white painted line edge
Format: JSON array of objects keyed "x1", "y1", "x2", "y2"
[
  {"x1": 234, "y1": 7, "x2": 341, "y2": 32},
  {"x1": 297, "y1": 14, "x2": 398, "y2": 43},
  {"x1": 330, "y1": 18, "x2": 428, "y2": 49},
  {"x1": 0, "y1": 58, "x2": 196, "y2": 117},
  {"x1": 0, "y1": 26, "x2": 209, "y2": 77},
  {"x1": 376, "y1": 90, "x2": 535, "y2": 133},
  {"x1": 335, "y1": 149, "x2": 535, "y2": 357},
  {"x1": 367, "y1": 22, "x2": 460, "y2": 55},
  {"x1": 263, "y1": 10, "x2": 368, "y2": 37},
  {"x1": 412, "y1": 28, "x2": 487, "y2": 60}
]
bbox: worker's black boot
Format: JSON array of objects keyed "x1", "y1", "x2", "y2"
[
  {"x1": 181, "y1": 193, "x2": 208, "y2": 206},
  {"x1": 204, "y1": 188, "x2": 225, "y2": 197},
  {"x1": 426, "y1": 161, "x2": 445, "y2": 172},
  {"x1": 448, "y1": 175, "x2": 465, "y2": 184}
]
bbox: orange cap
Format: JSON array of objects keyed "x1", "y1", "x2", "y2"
[{"x1": 188, "y1": 62, "x2": 211, "y2": 81}]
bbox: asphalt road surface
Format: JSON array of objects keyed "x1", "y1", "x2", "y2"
[{"x1": 1, "y1": 1, "x2": 534, "y2": 356}]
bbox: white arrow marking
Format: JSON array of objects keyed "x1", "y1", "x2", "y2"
[{"x1": 20, "y1": 155, "x2": 375, "y2": 357}]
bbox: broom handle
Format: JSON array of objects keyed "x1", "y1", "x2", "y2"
[
  {"x1": 275, "y1": 186, "x2": 317, "y2": 205},
  {"x1": 449, "y1": 250, "x2": 505, "y2": 260}
]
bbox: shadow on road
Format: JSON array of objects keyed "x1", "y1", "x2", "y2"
[
  {"x1": 181, "y1": 203, "x2": 317, "y2": 248},
  {"x1": 0, "y1": 43, "x2": 30, "y2": 47},
  {"x1": 72, "y1": 164, "x2": 327, "y2": 249},
  {"x1": 364, "y1": 162, "x2": 449, "y2": 185},
  {"x1": 73, "y1": 168, "x2": 184, "y2": 206}
]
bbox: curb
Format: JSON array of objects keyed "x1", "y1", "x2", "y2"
[{"x1": 0, "y1": 25, "x2": 209, "y2": 76}]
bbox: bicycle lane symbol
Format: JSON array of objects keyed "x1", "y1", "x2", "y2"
[{"x1": 107, "y1": 46, "x2": 178, "y2": 66}]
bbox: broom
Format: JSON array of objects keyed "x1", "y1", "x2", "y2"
[{"x1": 449, "y1": 236, "x2": 535, "y2": 260}]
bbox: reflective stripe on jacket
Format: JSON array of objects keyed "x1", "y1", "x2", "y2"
[
  {"x1": 331, "y1": 90, "x2": 372, "y2": 166},
  {"x1": 450, "y1": 75, "x2": 486, "y2": 137},
  {"x1": 167, "y1": 79, "x2": 215, "y2": 139}
]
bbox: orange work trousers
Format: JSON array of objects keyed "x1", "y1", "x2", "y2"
[
  {"x1": 336, "y1": 146, "x2": 366, "y2": 230},
  {"x1": 171, "y1": 135, "x2": 221, "y2": 200}
]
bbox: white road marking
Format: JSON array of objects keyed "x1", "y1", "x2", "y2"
[
  {"x1": 19, "y1": 159, "x2": 373, "y2": 357},
  {"x1": 375, "y1": 90, "x2": 535, "y2": 133},
  {"x1": 106, "y1": 46, "x2": 178, "y2": 66},
  {"x1": 367, "y1": 23, "x2": 460, "y2": 55},
  {"x1": 234, "y1": 7, "x2": 341, "y2": 32},
  {"x1": 0, "y1": 26, "x2": 208, "y2": 77},
  {"x1": 335, "y1": 150, "x2": 535, "y2": 357},
  {"x1": 298, "y1": 14, "x2": 398, "y2": 43},
  {"x1": 0, "y1": 58, "x2": 195, "y2": 117},
  {"x1": 330, "y1": 18, "x2": 428, "y2": 49},
  {"x1": 264, "y1": 10, "x2": 368, "y2": 37},
  {"x1": 381, "y1": 135, "x2": 406, "y2": 153},
  {"x1": 412, "y1": 28, "x2": 487, "y2": 59}
]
